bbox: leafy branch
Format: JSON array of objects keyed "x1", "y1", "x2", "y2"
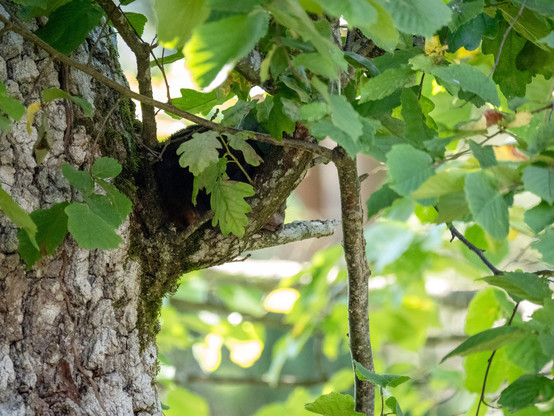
[{"x1": 0, "y1": 13, "x2": 335, "y2": 161}]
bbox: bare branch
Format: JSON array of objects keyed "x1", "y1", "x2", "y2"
[
  {"x1": 96, "y1": 0, "x2": 157, "y2": 147},
  {"x1": 334, "y1": 147, "x2": 374, "y2": 415}
]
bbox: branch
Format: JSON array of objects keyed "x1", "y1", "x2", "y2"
[
  {"x1": 243, "y1": 219, "x2": 340, "y2": 252},
  {"x1": 96, "y1": 0, "x2": 157, "y2": 148},
  {"x1": 448, "y1": 224, "x2": 503, "y2": 276},
  {"x1": 489, "y1": 0, "x2": 527, "y2": 77},
  {"x1": 186, "y1": 374, "x2": 327, "y2": 387},
  {"x1": 334, "y1": 147, "x2": 374, "y2": 415},
  {"x1": 0, "y1": 14, "x2": 335, "y2": 161}
]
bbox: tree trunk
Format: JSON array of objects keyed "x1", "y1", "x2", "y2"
[{"x1": 0, "y1": 8, "x2": 159, "y2": 415}]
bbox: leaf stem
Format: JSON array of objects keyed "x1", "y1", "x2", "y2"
[
  {"x1": 219, "y1": 135, "x2": 254, "y2": 185},
  {"x1": 489, "y1": 0, "x2": 527, "y2": 77}
]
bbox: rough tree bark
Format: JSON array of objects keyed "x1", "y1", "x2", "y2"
[{"x1": 0, "y1": 4, "x2": 331, "y2": 415}]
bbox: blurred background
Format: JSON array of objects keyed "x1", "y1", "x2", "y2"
[{"x1": 115, "y1": 2, "x2": 550, "y2": 414}]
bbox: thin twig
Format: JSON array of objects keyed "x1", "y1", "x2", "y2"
[
  {"x1": 448, "y1": 224, "x2": 503, "y2": 276},
  {"x1": 475, "y1": 302, "x2": 520, "y2": 416},
  {"x1": 417, "y1": 73, "x2": 425, "y2": 100},
  {"x1": 489, "y1": 0, "x2": 527, "y2": 77}
]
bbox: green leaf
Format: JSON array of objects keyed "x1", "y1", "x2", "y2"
[
  {"x1": 412, "y1": 169, "x2": 466, "y2": 199},
  {"x1": 172, "y1": 88, "x2": 230, "y2": 115},
  {"x1": 538, "y1": 32, "x2": 554, "y2": 48},
  {"x1": 379, "y1": 0, "x2": 452, "y2": 38},
  {"x1": 0, "y1": 82, "x2": 25, "y2": 125},
  {"x1": 210, "y1": 181, "x2": 255, "y2": 237},
  {"x1": 215, "y1": 285, "x2": 265, "y2": 317},
  {"x1": 165, "y1": 387, "x2": 209, "y2": 416},
  {"x1": 310, "y1": 119, "x2": 374, "y2": 158},
  {"x1": 441, "y1": 326, "x2": 530, "y2": 363},
  {"x1": 468, "y1": 141, "x2": 497, "y2": 168},
  {"x1": 65, "y1": 203, "x2": 122, "y2": 250},
  {"x1": 228, "y1": 133, "x2": 263, "y2": 167},
  {"x1": 62, "y1": 163, "x2": 94, "y2": 195},
  {"x1": 97, "y1": 181, "x2": 132, "y2": 227},
  {"x1": 410, "y1": 55, "x2": 500, "y2": 106},
  {"x1": 184, "y1": 10, "x2": 269, "y2": 87},
  {"x1": 359, "y1": 66, "x2": 416, "y2": 102},
  {"x1": 512, "y1": 0, "x2": 554, "y2": 17},
  {"x1": 124, "y1": 12, "x2": 147, "y2": 37},
  {"x1": 484, "y1": 272, "x2": 552, "y2": 305},
  {"x1": 151, "y1": 51, "x2": 184, "y2": 67},
  {"x1": 435, "y1": 192, "x2": 470, "y2": 223},
  {"x1": 330, "y1": 95, "x2": 363, "y2": 143},
  {"x1": 532, "y1": 228, "x2": 554, "y2": 266},
  {"x1": 527, "y1": 119, "x2": 554, "y2": 155},
  {"x1": 365, "y1": 222, "x2": 415, "y2": 272},
  {"x1": 522, "y1": 166, "x2": 554, "y2": 205},
  {"x1": 366, "y1": 184, "x2": 401, "y2": 218},
  {"x1": 193, "y1": 159, "x2": 227, "y2": 202},
  {"x1": 355, "y1": 362, "x2": 410, "y2": 388},
  {"x1": 498, "y1": 3, "x2": 552, "y2": 47},
  {"x1": 448, "y1": 0, "x2": 485, "y2": 31},
  {"x1": 35, "y1": 0, "x2": 102, "y2": 55},
  {"x1": 305, "y1": 392, "x2": 364, "y2": 416},
  {"x1": 498, "y1": 375, "x2": 554, "y2": 411},
  {"x1": 17, "y1": 202, "x2": 69, "y2": 269},
  {"x1": 300, "y1": 102, "x2": 329, "y2": 121},
  {"x1": 362, "y1": 0, "x2": 399, "y2": 52},
  {"x1": 524, "y1": 201, "x2": 554, "y2": 233},
  {"x1": 386, "y1": 144, "x2": 435, "y2": 197},
  {"x1": 482, "y1": 23, "x2": 531, "y2": 99},
  {"x1": 267, "y1": 96, "x2": 295, "y2": 140},
  {"x1": 177, "y1": 130, "x2": 222, "y2": 176},
  {"x1": 41, "y1": 87, "x2": 93, "y2": 118},
  {"x1": 465, "y1": 287, "x2": 505, "y2": 335},
  {"x1": 505, "y1": 335, "x2": 550, "y2": 373},
  {"x1": 447, "y1": 12, "x2": 497, "y2": 52},
  {"x1": 0, "y1": 185, "x2": 37, "y2": 249},
  {"x1": 154, "y1": 0, "x2": 209, "y2": 49},
  {"x1": 464, "y1": 171, "x2": 509, "y2": 240},
  {"x1": 401, "y1": 88, "x2": 435, "y2": 147},
  {"x1": 292, "y1": 52, "x2": 341, "y2": 80},
  {"x1": 385, "y1": 397, "x2": 404, "y2": 416},
  {"x1": 91, "y1": 157, "x2": 122, "y2": 179},
  {"x1": 314, "y1": 0, "x2": 377, "y2": 32}
]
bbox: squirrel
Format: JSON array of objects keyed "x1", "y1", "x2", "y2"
[{"x1": 154, "y1": 125, "x2": 285, "y2": 232}]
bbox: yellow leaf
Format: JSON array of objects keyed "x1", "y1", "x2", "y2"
[{"x1": 26, "y1": 102, "x2": 41, "y2": 134}]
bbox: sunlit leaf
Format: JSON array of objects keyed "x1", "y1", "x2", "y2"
[
  {"x1": 442, "y1": 326, "x2": 530, "y2": 362},
  {"x1": 185, "y1": 10, "x2": 269, "y2": 87},
  {"x1": 484, "y1": 272, "x2": 552, "y2": 305},
  {"x1": 464, "y1": 171, "x2": 509, "y2": 240},
  {"x1": 499, "y1": 375, "x2": 554, "y2": 411},
  {"x1": 305, "y1": 392, "x2": 363, "y2": 416},
  {"x1": 211, "y1": 181, "x2": 254, "y2": 236},
  {"x1": 387, "y1": 144, "x2": 435, "y2": 196}
]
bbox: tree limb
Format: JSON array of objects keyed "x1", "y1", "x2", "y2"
[
  {"x1": 96, "y1": 0, "x2": 157, "y2": 148},
  {"x1": 334, "y1": 147, "x2": 374, "y2": 415}
]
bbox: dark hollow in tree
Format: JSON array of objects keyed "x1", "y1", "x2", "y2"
[{"x1": 154, "y1": 125, "x2": 286, "y2": 232}]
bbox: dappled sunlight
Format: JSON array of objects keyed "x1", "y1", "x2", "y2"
[
  {"x1": 227, "y1": 339, "x2": 263, "y2": 368},
  {"x1": 193, "y1": 333, "x2": 223, "y2": 373},
  {"x1": 264, "y1": 288, "x2": 300, "y2": 313}
]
